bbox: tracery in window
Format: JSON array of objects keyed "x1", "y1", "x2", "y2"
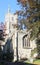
[{"x1": 23, "y1": 35, "x2": 30, "y2": 48}]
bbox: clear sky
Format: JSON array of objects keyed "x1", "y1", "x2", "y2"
[{"x1": 0, "y1": 0, "x2": 20, "y2": 23}]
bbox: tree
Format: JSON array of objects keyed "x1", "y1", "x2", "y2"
[
  {"x1": 17, "y1": 0, "x2": 40, "y2": 58},
  {"x1": 17, "y1": 0, "x2": 40, "y2": 39},
  {"x1": 0, "y1": 30, "x2": 5, "y2": 41}
]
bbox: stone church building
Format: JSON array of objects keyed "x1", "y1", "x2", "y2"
[{"x1": 2, "y1": 8, "x2": 37, "y2": 61}]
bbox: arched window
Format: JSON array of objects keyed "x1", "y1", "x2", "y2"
[{"x1": 23, "y1": 35, "x2": 30, "y2": 48}]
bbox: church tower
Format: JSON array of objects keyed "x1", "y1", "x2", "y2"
[
  {"x1": 4, "y1": 7, "x2": 18, "y2": 61},
  {"x1": 5, "y1": 7, "x2": 18, "y2": 36}
]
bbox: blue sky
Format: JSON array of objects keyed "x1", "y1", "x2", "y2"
[{"x1": 0, "y1": 0, "x2": 20, "y2": 22}]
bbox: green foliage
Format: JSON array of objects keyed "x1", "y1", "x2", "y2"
[
  {"x1": 0, "y1": 30, "x2": 5, "y2": 41},
  {"x1": 33, "y1": 59, "x2": 40, "y2": 64},
  {"x1": 17, "y1": 0, "x2": 40, "y2": 40},
  {"x1": 17, "y1": 0, "x2": 40, "y2": 59},
  {"x1": 36, "y1": 38, "x2": 40, "y2": 58},
  {"x1": 30, "y1": 21, "x2": 40, "y2": 40},
  {"x1": 31, "y1": 48, "x2": 37, "y2": 57}
]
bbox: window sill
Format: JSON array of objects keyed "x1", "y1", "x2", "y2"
[{"x1": 23, "y1": 47, "x2": 32, "y2": 49}]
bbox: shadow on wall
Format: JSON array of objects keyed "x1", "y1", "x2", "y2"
[
  {"x1": 0, "y1": 61, "x2": 35, "y2": 65},
  {"x1": 14, "y1": 61, "x2": 35, "y2": 65},
  {"x1": 3, "y1": 38, "x2": 14, "y2": 62}
]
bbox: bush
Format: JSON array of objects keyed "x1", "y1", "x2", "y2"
[{"x1": 31, "y1": 48, "x2": 37, "y2": 57}]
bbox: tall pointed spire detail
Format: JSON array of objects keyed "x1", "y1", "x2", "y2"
[{"x1": 8, "y1": 5, "x2": 10, "y2": 13}]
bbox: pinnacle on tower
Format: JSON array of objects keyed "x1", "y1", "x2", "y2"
[{"x1": 8, "y1": 5, "x2": 10, "y2": 13}]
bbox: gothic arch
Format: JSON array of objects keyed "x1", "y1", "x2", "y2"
[{"x1": 23, "y1": 34, "x2": 30, "y2": 48}]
